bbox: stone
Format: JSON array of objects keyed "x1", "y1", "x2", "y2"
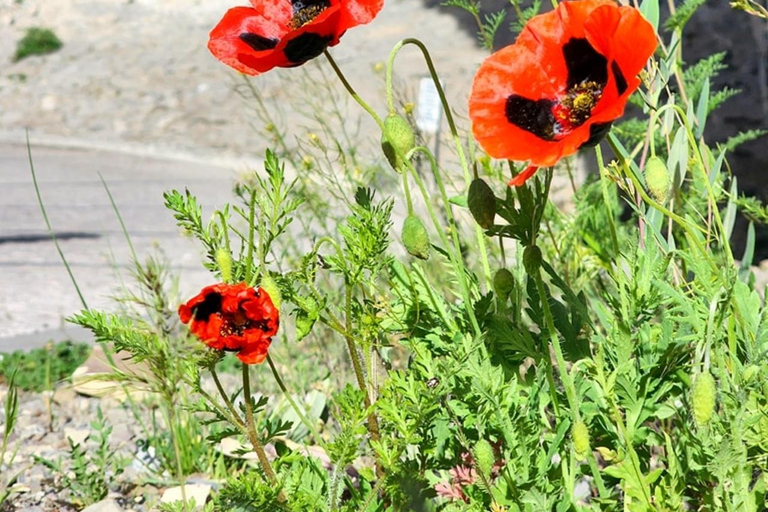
[
  {"x1": 160, "y1": 484, "x2": 212, "y2": 506},
  {"x1": 64, "y1": 427, "x2": 90, "y2": 445},
  {"x1": 81, "y1": 499, "x2": 123, "y2": 512}
]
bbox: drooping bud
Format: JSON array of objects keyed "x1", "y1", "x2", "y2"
[
  {"x1": 522, "y1": 245, "x2": 542, "y2": 274},
  {"x1": 215, "y1": 248, "x2": 233, "y2": 283},
  {"x1": 467, "y1": 178, "x2": 496, "y2": 229},
  {"x1": 691, "y1": 371, "x2": 716, "y2": 426},
  {"x1": 572, "y1": 421, "x2": 591, "y2": 460},
  {"x1": 473, "y1": 439, "x2": 495, "y2": 477},
  {"x1": 644, "y1": 156, "x2": 670, "y2": 203},
  {"x1": 381, "y1": 114, "x2": 415, "y2": 173},
  {"x1": 260, "y1": 274, "x2": 282, "y2": 310},
  {"x1": 493, "y1": 268, "x2": 516, "y2": 301},
  {"x1": 401, "y1": 215, "x2": 430, "y2": 260}
]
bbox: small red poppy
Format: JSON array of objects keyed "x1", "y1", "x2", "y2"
[
  {"x1": 469, "y1": 0, "x2": 657, "y2": 186},
  {"x1": 179, "y1": 283, "x2": 279, "y2": 365},
  {"x1": 208, "y1": 0, "x2": 384, "y2": 75}
]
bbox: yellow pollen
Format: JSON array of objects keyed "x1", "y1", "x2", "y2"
[
  {"x1": 290, "y1": 5, "x2": 327, "y2": 28},
  {"x1": 573, "y1": 93, "x2": 594, "y2": 112}
]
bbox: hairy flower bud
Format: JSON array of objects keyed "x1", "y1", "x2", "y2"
[
  {"x1": 401, "y1": 215, "x2": 430, "y2": 260},
  {"x1": 523, "y1": 245, "x2": 542, "y2": 274},
  {"x1": 467, "y1": 178, "x2": 497, "y2": 229},
  {"x1": 216, "y1": 248, "x2": 233, "y2": 283},
  {"x1": 493, "y1": 268, "x2": 516, "y2": 301},
  {"x1": 260, "y1": 274, "x2": 282, "y2": 310},
  {"x1": 381, "y1": 114, "x2": 415, "y2": 173},
  {"x1": 473, "y1": 439, "x2": 495, "y2": 477},
  {"x1": 691, "y1": 371, "x2": 716, "y2": 426},
  {"x1": 572, "y1": 421, "x2": 591, "y2": 460},
  {"x1": 644, "y1": 156, "x2": 670, "y2": 203}
]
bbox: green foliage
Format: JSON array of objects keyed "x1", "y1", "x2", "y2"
[
  {"x1": 13, "y1": 27, "x2": 62, "y2": 62},
  {"x1": 664, "y1": 0, "x2": 707, "y2": 31},
  {"x1": 35, "y1": 408, "x2": 127, "y2": 508},
  {"x1": 0, "y1": 341, "x2": 90, "y2": 392}
]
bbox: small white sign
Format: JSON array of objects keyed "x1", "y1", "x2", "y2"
[{"x1": 416, "y1": 77, "x2": 444, "y2": 135}]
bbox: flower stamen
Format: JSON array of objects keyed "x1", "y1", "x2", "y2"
[{"x1": 290, "y1": 0, "x2": 330, "y2": 28}]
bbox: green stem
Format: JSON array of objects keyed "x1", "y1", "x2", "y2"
[
  {"x1": 245, "y1": 189, "x2": 257, "y2": 285},
  {"x1": 211, "y1": 366, "x2": 246, "y2": 430},
  {"x1": 165, "y1": 403, "x2": 189, "y2": 512},
  {"x1": 266, "y1": 355, "x2": 328, "y2": 451},
  {"x1": 242, "y1": 365, "x2": 280, "y2": 488},
  {"x1": 406, "y1": 149, "x2": 481, "y2": 340},
  {"x1": 324, "y1": 50, "x2": 384, "y2": 129}
]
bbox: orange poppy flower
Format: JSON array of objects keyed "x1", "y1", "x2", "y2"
[
  {"x1": 179, "y1": 283, "x2": 279, "y2": 364},
  {"x1": 469, "y1": 0, "x2": 657, "y2": 186},
  {"x1": 208, "y1": 0, "x2": 384, "y2": 75}
]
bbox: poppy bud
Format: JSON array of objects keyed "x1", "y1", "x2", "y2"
[
  {"x1": 473, "y1": 439, "x2": 495, "y2": 477},
  {"x1": 260, "y1": 274, "x2": 282, "y2": 310},
  {"x1": 215, "y1": 248, "x2": 233, "y2": 283},
  {"x1": 381, "y1": 114, "x2": 415, "y2": 173},
  {"x1": 572, "y1": 421, "x2": 590, "y2": 460},
  {"x1": 691, "y1": 371, "x2": 716, "y2": 426},
  {"x1": 401, "y1": 215, "x2": 430, "y2": 260},
  {"x1": 493, "y1": 268, "x2": 516, "y2": 301},
  {"x1": 467, "y1": 178, "x2": 496, "y2": 229},
  {"x1": 644, "y1": 156, "x2": 670, "y2": 203},
  {"x1": 523, "y1": 245, "x2": 542, "y2": 274}
]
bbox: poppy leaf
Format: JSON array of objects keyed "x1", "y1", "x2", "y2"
[
  {"x1": 695, "y1": 77, "x2": 709, "y2": 139},
  {"x1": 639, "y1": 0, "x2": 659, "y2": 33}
]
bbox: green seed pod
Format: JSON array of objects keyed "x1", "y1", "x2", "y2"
[
  {"x1": 572, "y1": 421, "x2": 591, "y2": 460},
  {"x1": 401, "y1": 215, "x2": 430, "y2": 260},
  {"x1": 691, "y1": 371, "x2": 717, "y2": 426},
  {"x1": 644, "y1": 156, "x2": 670, "y2": 203},
  {"x1": 381, "y1": 114, "x2": 415, "y2": 173},
  {"x1": 522, "y1": 245, "x2": 542, "y2": 274},
  {"x1": 467, "y1": 178, "x2": 496, "y2": 229},
  {"x1": 493, "y1": 268, "x2": 516, "y2": 301},
  {"x1": 473, "y1": 439, "x2": 495, "y2": 477},
  {"x1": 215, "y1": 248, "x2": 233, "y2": 284},
  {"x1": 260, "y1": 274, "x2": 282, "y2": 310}
]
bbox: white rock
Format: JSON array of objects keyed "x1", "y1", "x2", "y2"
[
  {"x1": 81, "y1": 499, "x2": 123, "y2": 512},
  {"x1": 160, "y1": 484, "x2": 212, "y2": 505},
  {"x1": 64, "y1": 427, "x2": 90, "y2": 445},
  {"x1": 40, "y1": 95, "x2": 57, "y2": 111}
]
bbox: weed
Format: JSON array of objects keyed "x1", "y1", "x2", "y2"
[{"x1": 0, "y1": 341, "x2": 90, "y2": 392}]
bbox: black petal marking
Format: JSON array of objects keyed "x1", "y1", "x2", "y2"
[
  {"x1": 611, "y1": 61, "x2": 628, "y2": 96},
  {"x1": 240, "y1": 33, "x2": 279, "y2": 51},
  {"x1": 193, "y1": 292, "x2": 222, "y2": 322},
  {"x1": 284, "y1": 33, "x2": 333, "y2": 64},
  {"x1": 563, "y1": 38, "x2": 608, "y2": 90},
  {"x1": 505, "y1": 95, "x2": 557, "y2": 140},
  {"x1": 580, "y1": 122, "x2": 613, "y2": 148},
  {"x1": 291, "y1": 0, "x2": 330, "y2": 14}
]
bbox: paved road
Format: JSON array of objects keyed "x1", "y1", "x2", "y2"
[{"x1": 0, "y1": 142, "x2": 243, "y2": 351}]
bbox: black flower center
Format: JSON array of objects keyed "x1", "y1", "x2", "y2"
[
  {"x1": 505, "y1": 37, "x2": 621, "y2": 141},
  {"x1": 284, "y1": 32, "x2": 333, "y2": 64},
  {"x1": 193, "y1": 292, "x2": 222, "y2": 322}
]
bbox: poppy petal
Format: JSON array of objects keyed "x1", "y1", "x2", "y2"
[
  {"x1": 469, "y1": 44, "x2": 567, "y2": 165},
  {"x1": 340, "y1": 0, "x2": 385, "y2": 27},
  {"x1": 208, "y1": 6, "x2": 291, "y2": 75},
  {"x1": 509, "y1": 165, "x2": 540, "y2": 187}
]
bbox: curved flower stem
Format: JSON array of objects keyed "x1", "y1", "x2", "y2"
[
  {"x1": 324, "y1": 50, "x2": 384, "y2": 130},
  {"x1": 266, "y1": 354, "x2": 328, "y2": 451},
  {"x1": 241, "y1": 364, "x2": 280, "y2": 489},
  {"x1": 386, "y1": 38, "x2": 492, "y2": 284}
]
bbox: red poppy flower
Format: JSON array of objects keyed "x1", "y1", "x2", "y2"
[
  {"x1": 208, "y1": 0, "x2": 384, "y2": 75},
  {"x1": 469, "y1": 0, "x2": 657, "y2": 186},
  {"x1": 179, "y1": 283, "x2": 279, "y2": 364}
]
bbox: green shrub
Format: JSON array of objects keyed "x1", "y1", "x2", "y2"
[{"x1": 13, "y1": 27, "x2": 62, "y2": 62}]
